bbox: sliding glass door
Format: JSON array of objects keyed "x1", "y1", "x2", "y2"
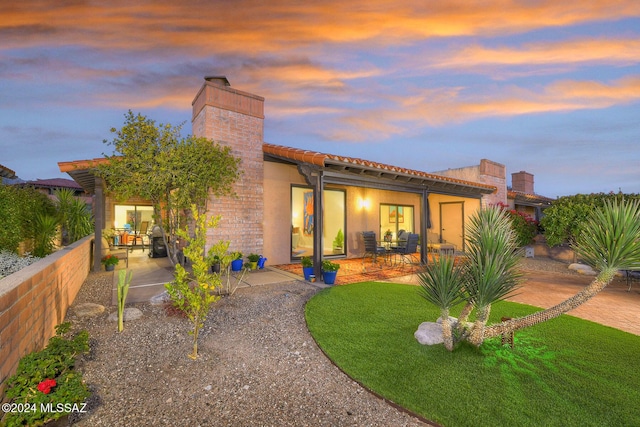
[{"x1": 291, "y1": 186, "x2": 345, "y2": 259}]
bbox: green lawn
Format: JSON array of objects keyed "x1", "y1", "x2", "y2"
[{"x1": 305, "y1": 282, "x2": 640, "y2": 427}]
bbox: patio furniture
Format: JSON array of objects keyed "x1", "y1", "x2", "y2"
[
  {"x1": 390, "y1": 233, "x2": 419, "y2": 266},
  {"x1": 130, "y1": 221, "x2": 150, "y2": 252},
  {"x1": 362, "y1": 231, "x2": 387, "y2": 266},
  {"x1": 426, "y1": 230, "x2": 455, "y2": 256}
]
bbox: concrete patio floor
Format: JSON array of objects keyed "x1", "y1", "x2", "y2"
[{"x1": 110, "y1": 249, "x2": 306, "y2": 304}]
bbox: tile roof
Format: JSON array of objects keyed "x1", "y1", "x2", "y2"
[
  {"x1": 24, "y1": 178, "x2": 83, "y2": 189},
  {"x1": 507, "y1": 190, "x2": 555, "y2": 205},
  {"x1": 263, "y1": 143, "x2": 497, "y2": 193}
]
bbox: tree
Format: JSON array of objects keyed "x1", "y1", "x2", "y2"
[
  {"x1": 419, "y1": 200, "x2": 640, "y2": 350},
  {"x1": 97, "y1": 111, "x2": 241, "y2": 264},
  {"x1": 165, "y1": 207, "x2": 221, "y2": 359}
]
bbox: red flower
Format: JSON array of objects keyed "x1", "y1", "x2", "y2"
[{"x1": 37, "y1": 379, "x2": 57, "y2": 394}]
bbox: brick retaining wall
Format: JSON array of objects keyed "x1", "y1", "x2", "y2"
[{"x1": 0, "y1": 235, "x2": 92, "y2": 398}]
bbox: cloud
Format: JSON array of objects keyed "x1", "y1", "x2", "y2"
[{"x1": 429, "y1": 38, "x2": 640, "y2": 71}]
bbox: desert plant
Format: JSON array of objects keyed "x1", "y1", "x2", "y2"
[
  {"x1": 32, "y1": 213, "x2": 59, "y2": 257},
  {"x1": 3, "y1": 323, "x2": 90, "y2": 426},
  {"x1": 165, "y1": 207, "x2": 221, "y2": 359},
  {"x1": 482, "y1": 198, "x2": 640, "y2": 340},
  {"x1": 417, "y1": 254, "x2": 466, "y2": 351},
  {"x1": 117, "y1": 270, "x2": 132, "y2": 332},
  {"x1": 55, "y1": 189, "x2": 93, "y2": 244}
]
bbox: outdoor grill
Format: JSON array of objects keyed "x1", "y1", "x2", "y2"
[{"x1": 150, "y1": 226, "x2": 167, "y2": 258}]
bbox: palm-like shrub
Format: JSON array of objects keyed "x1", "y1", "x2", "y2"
[{"x1": 417, "y1": 255, "x2": 465, "y2": 350}]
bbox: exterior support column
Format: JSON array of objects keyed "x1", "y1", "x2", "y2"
[
  {"x1": 420, "y1": 188, "x2": 430, "y2": 265},
  {"x1": 93, "y1": 175, "x2": 105, "y2": 272},
  {"x1": 312, "y1": 172, "x2": 324, "y2": 279}
]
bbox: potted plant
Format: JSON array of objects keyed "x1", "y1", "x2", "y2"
[
  {"x1": 332, "y1": 229, "x2": 344, "y2": 253},
  {"x1": 101, "y1": 254, "x2": 119, "y2": 271},
  {"x1": 322, "y1": 260, "x2": 340, "y2": 285},
  {"x1": 301, "y1": 256, "x2": 314, "y2": 280},
  {"x1": 247, "y1": 253, "x2": 260, "y2": 270},
  {"x1": 230, "y1": 251, "x2": 243, "y2": 272},
  {"x1": 210, "y1": 255, "x2": 221, "y2": 273}
]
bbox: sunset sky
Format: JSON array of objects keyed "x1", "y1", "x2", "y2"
[{"x1": 1, "y1": 1, "x2": 639, "y2": 197}]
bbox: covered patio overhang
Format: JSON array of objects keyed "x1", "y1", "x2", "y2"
[{"x1": 263, "y1": 143, "x2": 496, "y2": 277}]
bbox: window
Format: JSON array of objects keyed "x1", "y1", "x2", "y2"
[
  {"x1": 291, "y1": 186, "x2": 345, "y2": 259},
  {"x1": 380, "y1": 204, "x2": 414, "y2": 241},
  {"x1": 113, "y1": 205, "x2": 154, "y2": 232}
]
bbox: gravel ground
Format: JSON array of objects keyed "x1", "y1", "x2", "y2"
[{"x1": 66, "y1": 272, "x2": 431, "y2": 427}]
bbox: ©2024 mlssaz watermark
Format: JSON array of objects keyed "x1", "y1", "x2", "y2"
[{"x1": 2, "y1": 402, "x2": 88, "y2": 414}]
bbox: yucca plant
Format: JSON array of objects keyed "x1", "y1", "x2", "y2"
[
  {"x1": 117, "y1": 270, "x2": 133, "y2": 332},
  {"x1": 33, "y1": 213, "x2": 59, "y2": 257},
  {"x1": 461, "y1": 206, "x2": 524, "y2": 346},
  {"x1": 417, "y1": 255, "x2": 466, "y2": 350},
  {"x1": 482, "y1": 199, "x2": 640, "y2": 341}
]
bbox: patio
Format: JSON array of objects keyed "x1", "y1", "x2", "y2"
[
  {"x1": 272, "y1": 255, "x2": 431, "y2": 285},
  {"x1": 110, "y1": 249, "x2": 306, "y2": 304}
]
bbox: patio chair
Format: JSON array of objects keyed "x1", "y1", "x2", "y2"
[
  {"x1": 130, "y1": 221, "x2": 150, "y2": 252},
  {"x1": 361, "y1": 231, "x2": 387, "y2": 266},
  {"x1": 390, "y1": 233, "x2": 419, "y2": 267}
]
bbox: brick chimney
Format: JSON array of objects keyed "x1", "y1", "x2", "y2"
[
  {"x1": 191, "y1": 76, "x2": 265, "y2": 257},
  {"x1": 512, "y1": 171, "x2": 534, "y2": 194}
]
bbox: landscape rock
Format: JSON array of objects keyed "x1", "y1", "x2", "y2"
[
  {"x1": 414, "y1": 322, "x2": 444, "y2": 345},
  {"x1": 74, "y1": 303, "x2": 105, "y2": 318},
  {"x1": 568, "y1": 263, "x2": 597, "y2": 276},
  {"x1": 108, "y1": 307, "x2": 144, "y2": 322}
]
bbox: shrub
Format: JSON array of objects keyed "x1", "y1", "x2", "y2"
[
  {"x1": 541, "y1": 192, "x2": 640, "y2": 246},
  {"x1": 496, "y1": 203, "x2": 538, "y2": 247},
  {"x1": 3, "y1": 323, "x2": 90, "y2": 426}
]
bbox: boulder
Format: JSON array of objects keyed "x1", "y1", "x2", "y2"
[
  {"x1": 414, "y1": 322, "x2": 444, "y2": 346},
  {"x1": 568, "y1": 263, "x2": 597, "y2": 276},
  {"x1": 74, "y1": 303, "x2": 105, "y2": 318}
]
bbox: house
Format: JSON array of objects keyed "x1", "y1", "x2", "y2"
[
  {"x1": 507, "y1": 171, "x2": 554, "y2": 222},
  {"x1": 60, "y1": 77, "x2": 553, "y2": 273}
]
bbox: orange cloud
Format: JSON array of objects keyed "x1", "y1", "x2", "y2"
[
  {"x1": 3, "y1": 1, "x2": 640, "y2": 54},
  {"x1": 430, "y1": 38, "x2": 640, "y2": 70}
]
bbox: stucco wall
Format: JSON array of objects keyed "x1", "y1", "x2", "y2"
[{"x1": 0, "y1": 235, "x2": 92, "y2": 398}]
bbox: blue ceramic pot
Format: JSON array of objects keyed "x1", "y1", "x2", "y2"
[
  {"x1": 322, "y1": 270, "x2": 337, "y2": 285},
  {"x1": 303, "y1": 266, "x2": 314, "y2": 281},
  {"x1": 231, "y1": 259, "x2": 243, "y2": 271}
]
